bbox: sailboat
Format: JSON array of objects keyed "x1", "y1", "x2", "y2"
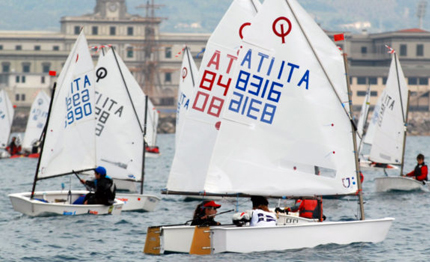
[
  {"x1": 8, "y1": 31, "x2": 123, "y2": 216},
  {"x1": 359, "y1": 55, "x2": 408, "y2": 171},
  {"x1": 19, "y1": 90, "x2": 50, "y2": 158},
  {"x1": 144, "y1": 0, "x2": 393, "y2": 255},
  {"x1": 145, "y1": 101, "x2": 161, "y2": 157},
  {"x1": 370, "y1": 52, "x2": 421, "y2": 192},
  {"x1": 0, "y1": 89, "x2": 14, "y2": 158},
  {"x1": 93, "y1": 47, "x2": 160, "y2": 212}
]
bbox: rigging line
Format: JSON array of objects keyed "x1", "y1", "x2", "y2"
[
  {"x1": 250, "y1": 0, "x2": 258, "y2": 13},
  {"x1": 185, "y1": 46, "x2": 196, "y2": 87},
  {"x1": 111, "y1": 48, "x2": 145, "y2": 134},
  {"x1": 393, "y1": 52, "x2": 406, "y2": 124},
  {"x1": 285, "y1": 0, "x2": 354, "y2": 125}
]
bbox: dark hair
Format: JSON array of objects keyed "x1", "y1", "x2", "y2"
[
  {"x1": 417, "y1": 154, "x2": 425, "y2": 160},
  {"x1": 193, "y1": 200, "x2": 210, "y2": 219},
  {"x1": 251, "y1": 196, "x2": 268, "y2": 208}
]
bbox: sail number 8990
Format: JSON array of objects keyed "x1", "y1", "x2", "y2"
[{"x1": 65, "y1": 89, "x2": 92, "y2": 127}]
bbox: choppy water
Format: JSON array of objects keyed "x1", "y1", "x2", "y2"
[{"x1": 1, "y1": 134, "x2": 430, "y2": 261}]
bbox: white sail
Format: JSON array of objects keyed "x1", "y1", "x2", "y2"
[
  {"x1": 146, "y1": 99, "x2": 159, "y2": 148},
  {"x1": 38, "y1": 31, "x2": 96, "y2": 179},
  {"x1": 22, "y1": 91, "x2": 50, "y2": 151},
  {"x1": 167, "y1": 0, "x2": 261, "y2": 192},
  {"x1": 176, "y1": 47, "x2": 199, "y2": 147},
  {"x1": 363, "y1": 96, "x2": 382, "y2": 145},
  {"x1": 94, "y1": 48, "x2": 144, "y2": 181},
  {"x1": 0, "y1": 89, "x2": 14, "y2": 148},
  {"x1": 203, "y1": 0, "x2": 358, "y2": 197},
  {"x1": 356, "y1": 86, "x2": 371, "y2": 153},
  {"x1": 369, "y1": 54, "x2": 408, "y2": 164}
]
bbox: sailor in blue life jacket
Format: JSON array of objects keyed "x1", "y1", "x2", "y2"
[{"x1": 80, "y1": 166, "x2": 116, "y2": 205}]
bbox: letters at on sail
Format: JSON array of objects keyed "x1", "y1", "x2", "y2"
[
  {"x1": 38, "y1": 31, "x2": 96, "y2": 179},
  {"x1": 369, "y1": 55, "x2": 408, "y2": 164},
  {"x1": 167, "y1": 0, "x2": 261, "y2": 192},
  {"x1": 204, "y1": 0, "x2": 358, "y2": 197},
  {"x1": 94, "y1": 49, "x2": 145, "y2": 181}
]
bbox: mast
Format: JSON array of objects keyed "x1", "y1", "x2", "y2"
[
  {"x1": 394, "y1": 53, "x2": 406, "y2": 125},
  {"x1": 343, "y1": 54, "x2": 365, "y2": 220},
  {"x1": 400, "y1": 91, "x2": 411, "y2": 176},
  {"x1": 30, "y1": 83, "x2": 56, "y2": 199},
  {"x1": 141, "y1": 95, "x2": 149, "y2": 194},
  {"x1": 184, "y1": 47, "x2": 196, "y2": 88},
  {"x1": 393, "y1": 52, "x2": 409, "y2": 175}
]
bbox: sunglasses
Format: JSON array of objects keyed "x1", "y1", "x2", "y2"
[{"x1": 206, "y1": 206, "x2": 219, "y2": 210}]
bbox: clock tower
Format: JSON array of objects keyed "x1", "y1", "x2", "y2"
[{"x1": 94, "y1": 0, "x2": 127, "y2": 19}]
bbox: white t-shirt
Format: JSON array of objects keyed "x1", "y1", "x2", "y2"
[{"x1": 250, "y1": 209, "x2": 277, "y2": 227}]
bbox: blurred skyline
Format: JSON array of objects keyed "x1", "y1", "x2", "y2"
[{"x1": 0, "y1": 0, "x2": 429, "y2": 34}]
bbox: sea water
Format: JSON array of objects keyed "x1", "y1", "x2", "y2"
[{"x1": 1, "y1": 134, "x2": 430, "y2": 261}]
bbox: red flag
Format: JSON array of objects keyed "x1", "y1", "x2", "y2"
[
  {"x1": 333, "y1": 33, "x2": 344, "y2": 42},
  {"x1": 48, "y1": 71, "x2": 56, "y2": 76}
]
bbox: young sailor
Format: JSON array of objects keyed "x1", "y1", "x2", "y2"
[
  {"x1": 233, "y1": 196, "x2": 276, "y2": 227},
  {"x1": 191, "y1": 200, "x2": 221, "y2": 226},
  {"x1": 289, "y1": 198, "x2": 324, "y2": 221},
  {"x1": 404, "y1": 154, "x2": 428, "y2": 182},
  {"x1": 80, "y1": 166, "x2": 116, "y2": 205}
]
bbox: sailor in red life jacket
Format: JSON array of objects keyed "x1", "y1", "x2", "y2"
[
  {"x1": 6, "y1": 136, "x2": 21, "y2": 155},
  {"x1": 404, "y1": 154, "x2": 428, "y2": 182},
  {"x1": 289, "y1": 198, "x2": 324, "y2": 221}
]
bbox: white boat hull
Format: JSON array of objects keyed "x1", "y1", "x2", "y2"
[
  {"x1": 113, "y1": 179, "x2": 138, "y2": 192},
  {"x1": 375, "y1": 177, "x2": 427, "y2": 192},
  {"x1": 116, "y1": 193, "x2": 160, "y2": 212},
  {"x1": 147, "y1": 217, "x2": 394, "y2": 254},
  {"x1": 9, "y1": 191, "x2": 123, "y2": 216}
]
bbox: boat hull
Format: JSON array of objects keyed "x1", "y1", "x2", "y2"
[
  {"x1": 375, "y1": 177, "x2": 427, "y2": 192},
  {"x1": 9, "y1": 191, "x2": 123, "y2": 216},
  {"x1": 113, "y1": 179, "x2": 138, "y2": 192},
  {"x1": 147, "y1": 217, "x2": 394, "y2": 254},
  {"x1": 116, "y1": 193, "x2": 160, "y2": 212}
]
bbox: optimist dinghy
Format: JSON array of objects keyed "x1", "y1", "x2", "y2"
[
  {"x1": 144, "y1": 0, "x2": 393, "y2": 255},
  {"x1": 93, "y1": 47, "x2": 160, "y2": 212},
  {"x1": 9, "y1": 31, "x2": 123, "y2": 216}
]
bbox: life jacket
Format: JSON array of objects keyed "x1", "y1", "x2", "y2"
[
  {"x1": 414, "y1": 163, "x2": 428, "y2": 181},
  {"x1": 297, "y1": 199, "x2": 322, "y2": 219}
]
